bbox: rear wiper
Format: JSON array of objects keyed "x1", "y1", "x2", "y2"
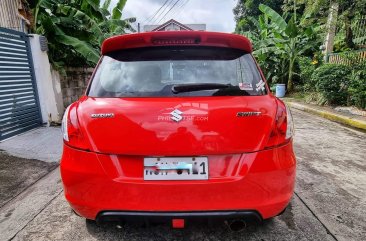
[{"x1": 172, "y1": 83, "x2": 231, "y2": 94}]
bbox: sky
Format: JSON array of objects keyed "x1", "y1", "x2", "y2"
[{"x1": 111, "y1": 0, "x2": 238, "y2": 33}]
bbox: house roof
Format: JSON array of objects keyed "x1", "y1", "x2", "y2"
[
  {"x1": 151, "y1": 19, "x2": 193, "y2": 31},
  {"x1": 143, "y1": 19, "x2": 206, "y2": 32}
]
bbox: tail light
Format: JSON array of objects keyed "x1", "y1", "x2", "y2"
[
  {"x1": 61, "y1": 103, "x2": 91, "y2": 151},
  {"x1": 265, "y1": 101, "x2": 294, "y2": 148}
]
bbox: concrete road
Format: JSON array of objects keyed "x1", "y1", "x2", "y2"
[
  {"x1": 1, "y1": 109, "x2": 365, "y2": 241},
  {"x1": 0, "y1": 152, "x2": 57, "y2": 208},
  {"x1": 0, "y1": 127, "x2": 63, "y2": 163},
  {"x1": 292, "y1": 110, "x2": 366, "y2": 241}
]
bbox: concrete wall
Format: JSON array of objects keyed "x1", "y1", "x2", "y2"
[
  {"x1": 29, "y1": 34, "x2": 64, "y2": 125},
  {"x1": 29, "y1": 35, "x2": 94, "y2": 123},
  {"x1": 60, "y1": 67, "x2": 94, "y2": 108}
]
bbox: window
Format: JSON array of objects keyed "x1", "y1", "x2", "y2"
[{"x1": 88, "y1": 47, "x2": 266, "y2": 97}]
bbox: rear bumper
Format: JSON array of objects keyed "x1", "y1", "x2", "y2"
[
  {"x1": 60, "y1": 143, "x2": 296, "y2": 220},
  {"x1": 96, "y1": 210, "x2": 262, "y2": 224}
]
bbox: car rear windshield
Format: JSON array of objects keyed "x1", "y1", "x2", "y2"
[{"x1": 88, "y1": 46, "x2": 267, "y2": 97}]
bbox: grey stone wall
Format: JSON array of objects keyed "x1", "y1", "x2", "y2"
[{"x1": 60, "y1": 67, "x2": 94, "y2": 107}]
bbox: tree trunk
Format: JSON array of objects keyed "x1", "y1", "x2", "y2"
[
  {"x1": 344, "y1": 14, "x2": 355, "y2": 49},
  {"x1": 287, "y1": 39, "x2": 296, "y2": 93},
  {"x1": 323, "y1": 2, "x2": 339, "y2": 60},
  {"x1": 287, "y1": 57, "x2": 295, "y2": 93}
]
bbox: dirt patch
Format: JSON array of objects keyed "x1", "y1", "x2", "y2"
[{"x1": 0, "y1": 151, "x2": 58, "y2": 208}]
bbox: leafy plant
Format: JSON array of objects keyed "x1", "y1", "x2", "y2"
[
  {"x1": 234, "y1": 0, "x2": 284, "y2": 32},
  {"x1": 311, "y1": 64, "x2": 352, "y2": 105},
  {"x1": 241, "y1": 13, "x2": 288, "y2": 84},
  {"x1": 298, "y1": 55, "x2": 322, "y2": 91},
  {"x1": 327, "y1": 53, "x2": 366, "y2": 109},
  {"x1": 348, "y1": 60, "x2": 366, "y2": 109},
  {"x1": 31, "y1": 0, "x2": 136, "y2": 68},
  {"x1": 240, "y1": 4, "x2": 319, "y2": 92}
]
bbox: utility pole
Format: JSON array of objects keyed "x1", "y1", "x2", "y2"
[
  {"x1": 323, "y1": 2, "x2": 339, "y2": 62},
  {"x1": 138, "y1": 23, "x2": 141, "y2": 33}
]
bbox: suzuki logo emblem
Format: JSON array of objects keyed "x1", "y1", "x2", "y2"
[{"x1": 170, "y1": 109, "x2": 183, "y2": 122}]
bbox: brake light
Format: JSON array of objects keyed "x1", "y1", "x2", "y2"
[
  {"x1": 61, "y1": 103, "x2": 91, "y2": 151},
  {"x1": 152, "y1": 38, "x2": 200, "y2": 45},
  {"x1": 265, "y1": 101, "x2": 294, "y2": 148}
]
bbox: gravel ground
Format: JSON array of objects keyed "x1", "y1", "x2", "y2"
[{"x1": 0, "y1": 151, "x2": 58, "y2": 208}]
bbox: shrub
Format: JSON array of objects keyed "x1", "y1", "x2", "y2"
[
  {"x1": 311, "y1": 64, "x2": 352, "y2": 105},
  {"x1": 348, "y1": 61, "x2": 366, "y2": 109},
  {"x1": 298, "y1": 56, "x2": 316, "y2": 91}
]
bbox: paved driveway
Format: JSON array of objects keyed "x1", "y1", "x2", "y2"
[
  {"x1": 0, "y1": 110, "x2": 365, "y2": 241},
  {"x1": 0, "y1": 152, "x2": 57, "y2": 208}
]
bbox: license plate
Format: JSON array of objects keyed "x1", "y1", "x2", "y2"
[{"x1": 144, "y1": 157, "x2": 208, "y2": 180}]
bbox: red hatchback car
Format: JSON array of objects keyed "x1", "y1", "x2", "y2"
[{"x1": 60, "y1": 31, "x2": 296, "y2": 229}]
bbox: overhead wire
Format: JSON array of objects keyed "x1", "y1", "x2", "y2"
[
  {"x1": 160, "y1": 0, "x2": 190, "y2": 23},
  {"x1": 142, "y1": 0, "x2": 172, "y2": 25},
  {"x1": 147, "y1": 0, "x2": 175, "y2": 25},
  {"x1": 155, "y1": 0, "x2": 182, "y2": 24}
]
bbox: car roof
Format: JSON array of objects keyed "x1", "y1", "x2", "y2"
[{"x1": 101, "y1": 31, "x2": 252, "y2": 55}]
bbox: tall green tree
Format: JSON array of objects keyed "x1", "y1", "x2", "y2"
[
  {"x1": 337, "y1": 0, "x2": 366, "y2": 49},
  {"x1": 30, "y1": 0, "x2": 135, "y2": 68},
  {"x1": 241, "y1": 4, "x2": 319, "y2": 92},
  {"x1": 234, "y1": 0, "x2": 284, "y2": 32},
  {"x1": 283, "y1": 0, "x2": 366, "y2": 50}
]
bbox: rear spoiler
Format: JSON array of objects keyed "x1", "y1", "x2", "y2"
[{"x1": 101, "y1": 31, "x2": 252, "y2": 55}]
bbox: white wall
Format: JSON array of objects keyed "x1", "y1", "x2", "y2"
[{"x1": 29, "y1": 34, "x2": 64, "y2": 124}]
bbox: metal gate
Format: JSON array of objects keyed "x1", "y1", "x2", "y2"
[{"x1": 0, "y1": 27, "x2": 42, "y2": 141}]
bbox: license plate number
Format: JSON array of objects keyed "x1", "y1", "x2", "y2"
[{"x1": 144, "y1": 157, "x2": 208, "y2": 180}]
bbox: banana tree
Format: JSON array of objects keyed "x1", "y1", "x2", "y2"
[
  {"x1": 32, "y1": 0, "x2": 136, "y2": 68},
  {"x1": 241, "y1": 14, "x2": 289, "y2": 84},
  {"x1": 243, "y1": 4, "x2": 318, "y2": 92}
]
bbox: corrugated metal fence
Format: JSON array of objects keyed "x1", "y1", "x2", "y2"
[{"x1": 0, "y1": 27, "x2": 42, "y2": 141}]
